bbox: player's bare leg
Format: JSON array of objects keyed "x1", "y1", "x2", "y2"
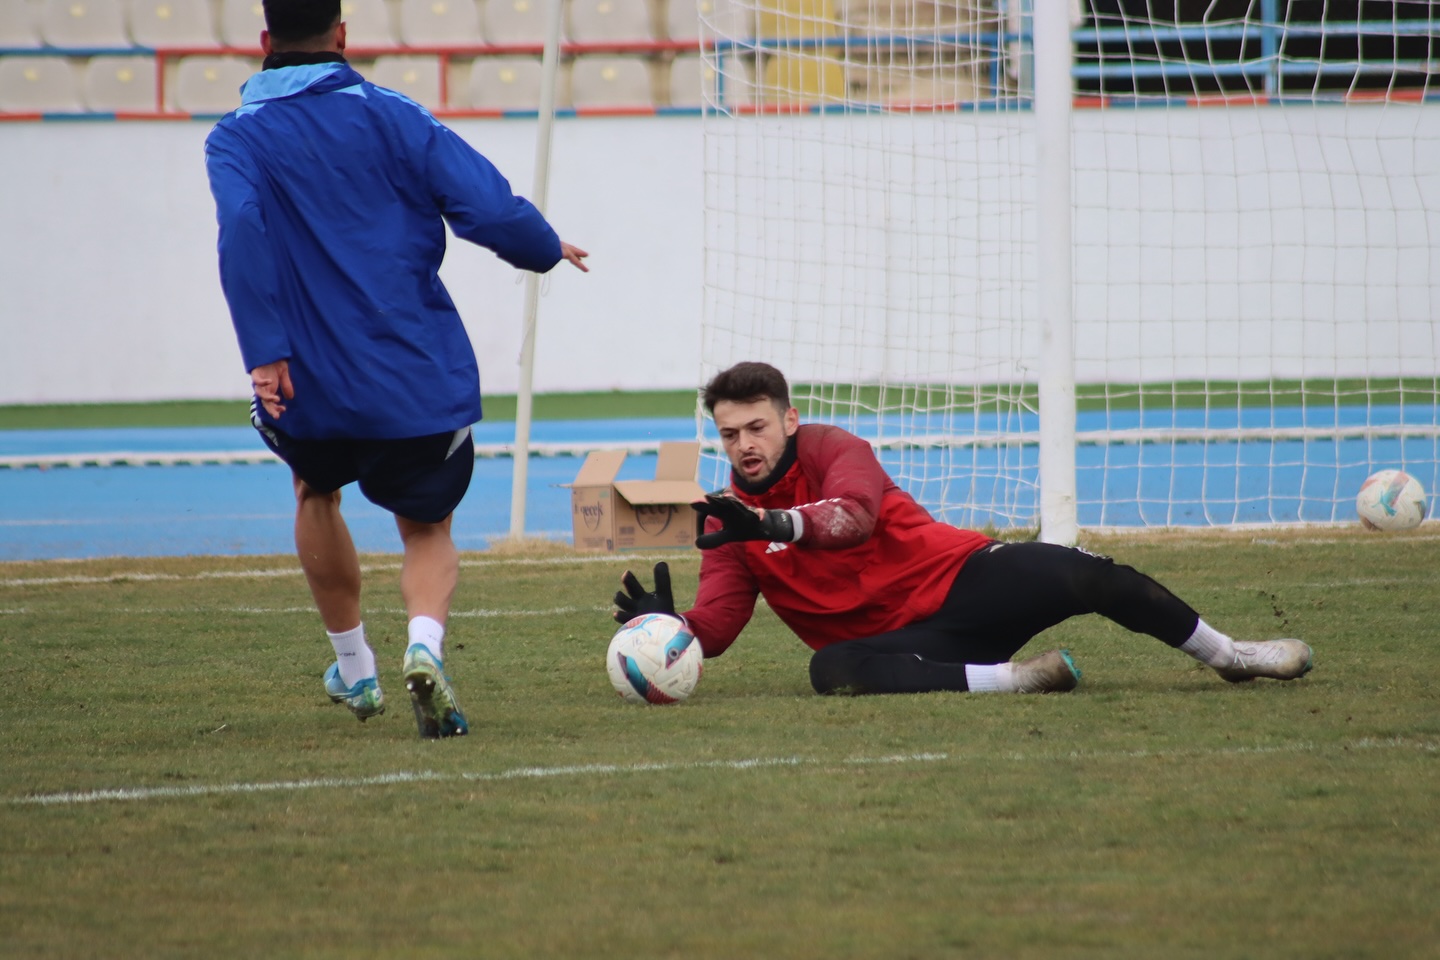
[
  {"x1": 294, "y1": 477, "x2": 362, "y2": 631},
  {"x1": 294, "y1": 476, "x2": 383, "y2": 720},
  {"x1": 395, "y1": 514, "x2": 458, "y2": 624},
  {"x1": 395, "y1": 514, "x2": 467, "y2": 738}
]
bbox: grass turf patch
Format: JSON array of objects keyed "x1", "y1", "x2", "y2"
[
  {"x1": 1, "y1": 529, "x2": 1437, "y2": 958},
  {"x1": 0, "y1": 392, "x2": 700, "y2": 431},
  {"x1": 5, "y1": 378, "x2": 1434, "y2": 430}
]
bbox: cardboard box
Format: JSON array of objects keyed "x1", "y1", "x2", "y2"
[{"x1": 570, "y1": 441, "x2": 706, "y2": 552}]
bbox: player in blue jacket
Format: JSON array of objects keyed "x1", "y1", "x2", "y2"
[{"x1": 206, "y1": 0, "x2": 589, "y2": 739}]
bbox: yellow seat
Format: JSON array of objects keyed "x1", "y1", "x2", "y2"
[
  {"x1": 760, "y1": 51, "x2": 845, "y2": 105},
  {"x1": 755, "y1": 0, "x2": 834, "y2": 42}
]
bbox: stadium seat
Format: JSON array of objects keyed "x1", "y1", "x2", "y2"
[
  {"x1": 127, "y1": 0, "x2": 219, "y2": 46},
  {"x1": 755, "y1": 0, "x2": 834, "y2": 42},
  {"x1": 759, "y1": 50, "x2": 845, "y2": 104},
  {"x1": 569, "y1": 55, "x2": 652, "y2": 108},
  {"x1": 397, "y1": 0, "x2": 482, "y2": 46},
  {"x1": 39, "y1": 0, "x2": 131, "y2": 46},
  {"x1": 851, "y1": 49, "x2": 983, "y2": 106},
  {"x1": 567, "y1": 0, "x2": 655, "y2": 43},
  {"x1": 667, "y1": 0, "x2": 751, "y2": 42},
  {"x1": 0, "y1": 55, "x2": 84, "y2": 112},
  {"x1": 0, "y1": 1, "x2": 43, "y2": 47},
  {"x1": 172, "y1": 54, "x2": 254, "y2": 113},
  {"x1": 483, "y1": 0, "x2": 550, "y2": 45},
  {"x1": 667, "y1": 51, "x2": 709, "y2": 107},
  {"x1": 339, "y1": 0, "x2": 395, "y2": 48},
  {"x1": 371, "y1": 54, "x2": 443, "y2": 109},
  {"x1": 82, "y1": 54, "x2": 158, "y2": 110},
  {"x1": 468, "y1": 55, "x2": 544, "y2": 110},
  {"x1": 890, "y1": 66, "x2": 983, "y2": 106},
  {"x1": 670, "y1": 49, "x2": 751, "y2": 106},
  {"x1": 218, "y1": 0, "x2": 264, "y2": 48}
]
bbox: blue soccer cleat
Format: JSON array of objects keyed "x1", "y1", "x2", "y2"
[
  {"x1": 402, "y1": 644, "x2": 468, "y2": 739},
  {"x1": 324, "y1": 662, "x2": 386, "y2": 721}
]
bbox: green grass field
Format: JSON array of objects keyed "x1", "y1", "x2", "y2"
[
  {"x1": 1, "y1": 529, "x2": 1437, "y2": 958},
  {"x1": 4, "y1": 378, "x2": 1435, "y2": 430},
  {"x1": 0, "y1": 392, "x2": 699, "y2": 430}
]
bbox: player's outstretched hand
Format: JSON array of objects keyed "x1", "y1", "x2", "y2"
[
  {"x1": 692, "y1": 494, "x2": 795, "y2": 549},
  {"x1": 560, "y1": 241, "x2": 590, "y2": 272},
  {"x1": 613, "y1": 561, "x2": 676, "y2": 625}
]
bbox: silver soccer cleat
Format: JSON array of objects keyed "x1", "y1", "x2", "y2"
[
  {"x1": 1215, "y1": 639, "x2": 1314, "y2": 683},
  {"x1": 1011, "y1": 649, "x2": 1082, "y2": 694}
]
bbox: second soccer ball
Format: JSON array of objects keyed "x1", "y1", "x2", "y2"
[{"x1": 1356, "y1": 469, "x2": 1428, "y2": 531}]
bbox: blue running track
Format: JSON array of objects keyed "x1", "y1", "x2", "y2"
[{"x1": 2, "y1": 409, "x2": 1434, "y2": 560}]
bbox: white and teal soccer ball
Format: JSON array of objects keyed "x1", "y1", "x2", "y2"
[
  {"x1": 606, "y1": 614, "x2": 704, "y2": 705},
  {"x1": 1356, "y1": 469, "x2": 1428, "y2": 531}
]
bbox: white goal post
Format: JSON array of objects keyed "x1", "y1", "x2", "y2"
[{"x1": 697, "y1": 0, "x2": 1439, "y2": 538}]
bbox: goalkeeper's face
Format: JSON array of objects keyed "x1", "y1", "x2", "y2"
[{"x1": 712, "y1": 398, "x2": 799, "y2": 483}]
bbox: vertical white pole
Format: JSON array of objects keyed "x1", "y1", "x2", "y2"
[
  {"x1": 1034, "y1": 0, "x2": 1078, "y2": 545},
  {"x1": 508, "y1": 0, "x2": 566, "y2": 539}
]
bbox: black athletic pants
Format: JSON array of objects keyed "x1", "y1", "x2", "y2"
[{"x1": 808, "y1": 541, "x2": 1201, "y2": 695}]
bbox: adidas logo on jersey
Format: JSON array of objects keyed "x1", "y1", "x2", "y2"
[{"x1": 765, "y1": 542, "x2": 789, "y2": 554}]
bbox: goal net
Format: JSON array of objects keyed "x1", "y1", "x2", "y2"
[{"x1": 697, "y1": 0, "x2": 1439, "y2": 534}]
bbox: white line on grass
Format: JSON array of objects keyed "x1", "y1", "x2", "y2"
[
  {"x1": 1250, "y1": 533, "x2": 1440, "y2": 546},
  {"x1": 98, "y1": 604, "x2": 615, "y2": 618},
  {"x1": 0, "y1": 553, "x2": 691, "y2": 589},
  {"x1": 8, "y1": 739, "x2": 1433, "y2": 808}
]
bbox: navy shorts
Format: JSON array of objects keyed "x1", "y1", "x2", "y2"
[{"x1": 253, "y1": 412, "x2": 475, "y2": 524}]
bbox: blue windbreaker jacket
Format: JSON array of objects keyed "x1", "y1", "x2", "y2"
[{"x1": 205, "y1": 61, "x2": 562, "y2": 440}]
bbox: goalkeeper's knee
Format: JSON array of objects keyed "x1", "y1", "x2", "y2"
[{"x1": 809, "y1": 644, "x2": 866, "y2": 695}]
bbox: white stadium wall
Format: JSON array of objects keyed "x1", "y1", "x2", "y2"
[
  {"x1": 0, "y1": 107, "x2": 1435, "y2": 405},
  {"x1": 0, "y1": 116, "x2": 705, "y2": 405}
]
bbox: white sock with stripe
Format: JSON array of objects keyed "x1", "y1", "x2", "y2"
[{"x1": 327, "y1": 623, "x2": 376, "y2": 686}]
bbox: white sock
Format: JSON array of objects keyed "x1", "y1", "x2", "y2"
[
  {"x1": 408, "y1": 615, "x2": 446, "y2": 661},
  {"x1": 1178, "y1": 619, "x2": 1237, "y2": 668},
  {"x1": 327, "y1": 623, "x2": 376, "y2": 686},
  {"x1": 965, "y1": 662, "x2": 1016, "y2": 693}
]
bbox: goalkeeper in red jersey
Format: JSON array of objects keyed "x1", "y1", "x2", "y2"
[{"x1": 612, "y1": 362, "x2": 1314, "y2": 695}]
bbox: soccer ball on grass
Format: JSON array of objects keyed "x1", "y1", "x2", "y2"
[
  {"x1": 606, "y1": 614, "x2": 704, "y2": 705},
  {"x1": 1355, "y1": 469, "x2": 1428, "y2": 531}
]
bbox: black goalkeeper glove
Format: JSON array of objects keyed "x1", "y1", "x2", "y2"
[
  {"x1": 692, "y1": 494, "x2": 796, "y2": 550},
  {"x1": 612, "y1": 561, "x2": 678, "y2": 625}
]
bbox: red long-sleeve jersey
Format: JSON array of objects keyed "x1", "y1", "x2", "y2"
[{"x1": 683, "y1": 423, "x2": 992, "y2": 656}]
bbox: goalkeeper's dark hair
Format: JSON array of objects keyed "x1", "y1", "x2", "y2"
[
  {"x1": 263, "y1": 0, "x2": 341, "y2": 44},
  {"x1": 702, "y1": 362, "x2": 791, "y2": 414}
]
